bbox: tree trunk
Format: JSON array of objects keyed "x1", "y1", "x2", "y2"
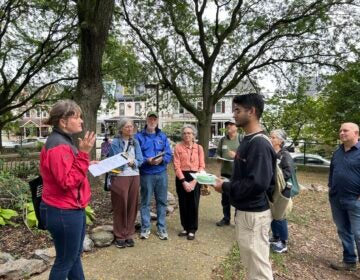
[
  {"x1": 197, "y1": 114, "x2": 212, "y2": 162},
  {"x1": 74, "y1": 0, "x2": 115, "y2": 160}
]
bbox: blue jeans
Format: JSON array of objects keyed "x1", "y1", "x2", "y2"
[
  {"x1": 271, "y1": 219, "x2": 288, "y2": 242},
  {"x1": 40, "y1": 202, "x2": 86, "y2": 280},
  {"x1": 330, "y1": 195, "x2": 360, "y2": 264},
  {"x1": 140, "y1": 171, "x2": 168, "y2": 232}
]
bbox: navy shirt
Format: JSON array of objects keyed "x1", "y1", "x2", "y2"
[{"x1": 329, "y1": 141, "x2": 360, "y2": 199}]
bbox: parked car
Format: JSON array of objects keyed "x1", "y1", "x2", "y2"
[
  {"x1": 2, "y1": 141, "x2": 18, "y2": 148},
  {"x1": 2, "y1": 138, "x2": 46, "y2": 149},
  {"x1": 290, "y1": 153, "x2": 330, "y2": 168}
]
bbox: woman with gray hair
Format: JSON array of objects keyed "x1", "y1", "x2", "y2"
[
  {"x1": 108, "y1": 118, "x2": 143, "y2": 248},
  {"x1": 269, "y1": 129, "x2": 295, "y2": 253},
  {"x1": 173, "y1": 124, "x2": 205, "y2": 240}
]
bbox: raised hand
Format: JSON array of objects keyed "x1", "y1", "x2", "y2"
[{"x1": 78, "y1": 131, "x2": 96, "y2": 154}]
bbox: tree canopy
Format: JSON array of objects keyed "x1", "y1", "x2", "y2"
[
  {"x1": 317, "y1": 60, "x2": 360, "y2": 141},
  {"x1": 120, "y1": 0, "x2": 360, "y2": 152},
  {"x1": 0, "y1": 0, "x2": 78, "y2": 137}
]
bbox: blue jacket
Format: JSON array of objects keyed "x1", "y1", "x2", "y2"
[
  {"x1": 108, "y1": 136, "x2": 143, "y2": 172},
  {"x1": 135, "y1": 127, "x2": 173, "y2": 175}
]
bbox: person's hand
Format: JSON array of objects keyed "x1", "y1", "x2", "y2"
[
  {"x1": 189, "y1": 180, "x2": 197, "y2": 190},
  {"x1": 227, "y1": 150, "x2": 236, "y2": 159},
  {"x1": 182, "y1": 181, "x2": 192, "y2": 192},
  {"x1": 213, "y1": 178, "x2": 224, "y2": 193},
  {"x1": 89, "y1": 160, "x2": 99, "y2": 165},
  {"x1": 128, "y1": 158, "x2": 135, "y2": 167},
  {"x1": 151, "y1": 156, "x2": 163, "y2": 165},
  {"x1": 78, "y1": 131, "x2": 96, "y2": 154}
]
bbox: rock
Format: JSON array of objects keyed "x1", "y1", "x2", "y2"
[
  {"x1": 166, "y1": 205, "x2": 175, "y2": 214},
  {"x1": 0, "y1": 258, "x2": 47, "y2": 280},
  {"x1": 91, "y1": 224, "x2": 113, "y2": 233},
  {"x1": 0, "y1": 252, "x2": 14, "y2": 264},
  {"x1": 33, "y1": 247, "x2": 56, "y2": 265},
  {"x1": 90, "y1": 231, "x2": 114, "y2": 247},
  {"x1": 167, "y1": 191, "x2": 177, "y2": 205},
  {"x1": 83, "y1": 234, "x2": 94, "y2": 252},
  {"x1": 310, "y1": 184, "x2": 326, "y2": 192}
]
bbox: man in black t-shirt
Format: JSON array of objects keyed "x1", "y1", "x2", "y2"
[{"x1": 214, "y1": 94, "x2": 276, "y2": 280}]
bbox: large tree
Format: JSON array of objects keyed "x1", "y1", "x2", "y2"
[
  {"x1": 317, "y1": 60, "x2": 360, "y2": 141},
  {"x1": 74, "y1": 0, "x2": 115, "y2": 159},
  {"x1": 120, "y1": 0, "x2": 360, "y2": 154},
  {"x1": 262, "y1": 80, "x2": 322, "y2": 144},
  {"x1": 0, "y1": 0, "x2": 78, "y2": 146}
]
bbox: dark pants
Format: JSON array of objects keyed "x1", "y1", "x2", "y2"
[
  {"x1": 111, "y1": 175, "x2": 140, "y2": 240},
  {"x1": 221, "y1": 174, "x2": 231, "y2": 222},
  {"x1": 176, "y1": 171, "x2": 201, "y2": 233},
  {"x1": 40, "y1": 202, "x2": 86, "y2": 280},
  {"x1": 330, "y1": 195, "x2": 360, "y2": 264},
  {"x1": 271, "y1": 219, "x2": 288, "y2": 242}
]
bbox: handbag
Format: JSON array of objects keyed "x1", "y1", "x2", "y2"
[{"x1": 28, "y1": 176, "x2": 45, "y2": 229}]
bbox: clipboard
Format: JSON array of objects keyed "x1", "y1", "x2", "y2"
[{"x1": 88, "y1": 152, "x2": 129, "y2": 177}]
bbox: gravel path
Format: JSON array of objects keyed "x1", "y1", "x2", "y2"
[{"x1": 32, "y1": 190, "x2": 236, "y2": 280}]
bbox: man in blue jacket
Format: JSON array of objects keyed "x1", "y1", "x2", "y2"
[{"x1": 135, "y1": 111, "x2": 173, "y2": 240}]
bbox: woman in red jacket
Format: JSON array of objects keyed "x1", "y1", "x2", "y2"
[{"x1": 40, "y1": 100, "x2": 96, "y2": 280}]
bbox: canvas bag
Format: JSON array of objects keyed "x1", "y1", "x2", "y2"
[{"x1": 250, "y1": 134, "x2": 293, "y2": 220}]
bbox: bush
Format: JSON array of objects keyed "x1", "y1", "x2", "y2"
[{"x1": 0, "y1": 171, "x2": 30, "y2": 209}]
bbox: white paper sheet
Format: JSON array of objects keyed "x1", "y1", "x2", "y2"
[{"x1": 88, "y1": 153, "x2": 129, "y2": 177}]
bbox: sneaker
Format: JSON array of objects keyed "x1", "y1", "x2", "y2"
[
  {"x1": 269, "y1": 236, "x2": 280, "y2": 244},
  {"x1": 115, "y1": 239, "x2": 126, "y2": 249},
  {"x1": 178, "y1": 230, "x2": 188, "y2": 237},
  {"x1": 157, "y1": 230, "x2": 168, "y2": 240},
  {"x1": 216, "y1": 219, "x2": 230, "y2": 227},
  {"x1": 270, "y1": 240, "x2": 288, "y2": 253},
  {"x1": 187, "y1": 232, "x2": 195, "y2": 240},
  {"x1": 125, "y1": 239, "x2": 135, "y2": 247},
  {"x1": 330, "y1": 261, "x2": 356, "y2": 271},
  {"x1": 140, "y1": 229, "x2": 151, "y2": 239}
]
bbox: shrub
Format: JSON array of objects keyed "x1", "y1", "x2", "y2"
[
  {"x1": 0, "y1": 207, "x2": 18, "y2": 226},
  {"x1": 0, "y1": 171, "x2": 30, "y2": 209}
]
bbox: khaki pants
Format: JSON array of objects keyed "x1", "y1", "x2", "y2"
[{"x1": 235, "y1": 209, "x2": 273, "y2": 280}]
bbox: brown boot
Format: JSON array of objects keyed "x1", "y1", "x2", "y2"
[{"x1": 330, "y1": 261, "x2": 356, "y2": 271}]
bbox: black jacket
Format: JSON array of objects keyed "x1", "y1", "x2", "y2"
[{"x1": 222, "y1": 131, "x2": 276, "y2": 212}]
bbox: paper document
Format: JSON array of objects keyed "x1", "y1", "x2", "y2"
[
  {"x1": 88, "y1": 153, "x2": 129, "y2": 177},
  {"x1": 216, "y1": 156, "x2": 234, "y2": 162}
]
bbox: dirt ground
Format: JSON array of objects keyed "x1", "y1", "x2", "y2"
[{"x1": 2, "y1": 163, "x2": 360, "y2": 279}]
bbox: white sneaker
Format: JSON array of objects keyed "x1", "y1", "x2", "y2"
[
  {"x1": 157, "y1": 230, "x2": 168, "y2": 240},
  {"x1": 140, "y1": 229, "x2": 151, "y2": 239}
]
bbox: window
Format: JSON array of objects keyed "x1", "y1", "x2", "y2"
[
  {"x1": 176, "y1": 102, "x2": 184, "y2": 113},
  {"x1": 25, "y1": 111, "x2": 30, "y2": 117},
  {"x1": 36, "y1": 108, "x2": 41, "y2": 118},
  {"x1": 215, "y1": 101, "x2": 225, "y2": 113},
  {"x1": 197, "y1": 101, "x2": 202, "y2": 110},
  {"x1": 119, "y1": 103, "x2": 125, "y2": 115},
  {"x1": 135, "y1": 103, "x2": 141, "y2": 114},
  {"x1": 306, "y1": 157, "x2": 324, "y2": 165}
]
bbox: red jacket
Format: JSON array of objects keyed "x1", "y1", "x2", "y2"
[{"x1": 40, "y1": 129, "x2": 91, "y2": 209}]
